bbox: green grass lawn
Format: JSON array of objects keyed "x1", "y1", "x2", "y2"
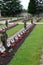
[
  {"x1": 8, "y1": 24, "x2": 43, "y2": 65},
  {"x1": 0, "y1": 24, "x2": 23, "y2": 37},
  {"x1": 7, "y1": 24, "x2": 23, "y2": 38},
  {"x1": 0, "y1": 24, "x2": 5, "y2": 28},
  {"x1": 0, "y1": 17, "x2": 15, "y2": 21}
]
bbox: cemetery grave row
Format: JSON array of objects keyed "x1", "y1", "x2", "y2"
[
  {"x1": 8, "y1": 24, "x2": 43, "y2": 65},
  {"x1": 0, "y1": 24, "x2": 24, "y2": 43},
  {"x1": 7, "y1": 17, "x2": 42, "y2": 65},
  {"x1": 0, "y1": 17, "x2": 42, "y2": 65},
  {"x1": 0, "y1": 17, "x2": 23, "y2": 21},
  {"x1": 0, "y1": 17, "x2": 42, "y2": 56},
  {"x1": 0, "y1": 24, "x2": 18, "y2": 33},
  {"x1": 0, "y1": 23, "x2": 35, "y2": 65},
  {"x1": 9, "y1": 17, "x2": 23, "y2": 23}
]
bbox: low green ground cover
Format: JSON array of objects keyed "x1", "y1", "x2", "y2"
[{"x1": 7, "y1": 24, "x2": 23, "y2": 37}]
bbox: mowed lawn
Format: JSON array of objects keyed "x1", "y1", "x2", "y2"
[
  {"x1": 8, "y1": 24, "x2": 43, "y2": 65},
  {"x1": 7, "y1": 24, "x2": 23, "y2": 38},
  {"x1": 0, "y1": 24, "x2": 5, "y2": 28}
]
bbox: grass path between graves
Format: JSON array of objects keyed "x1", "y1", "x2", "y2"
[
  {"x1": 8, "y1": 24, "x2": 43, "y2": 65},
  {"x1": 7, "y1": 24, "x2": 23, "y2": 38},
  {"x1": 0, "y1": 24, "x2": 5, "y2": 28},
  {"x1": 0, "y1": 24, "x2": 23, "y2": 43}
]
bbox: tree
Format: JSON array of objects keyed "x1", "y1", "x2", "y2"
[
  {"x1": 28, "y1": 0, "x2": 43, "y2": 15},
  {"x1": 1, "y1": 0, "x2": 22, "y2": 16},
  {"x1": 36, "y1": 0, "x2": 43, "y2": 14},
  {"x1": 28, "y1": 0, "x2": 36, "y2": 15},
  {"x1": 0, "y1": 0, "x2": 3, "y2": 16}
]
